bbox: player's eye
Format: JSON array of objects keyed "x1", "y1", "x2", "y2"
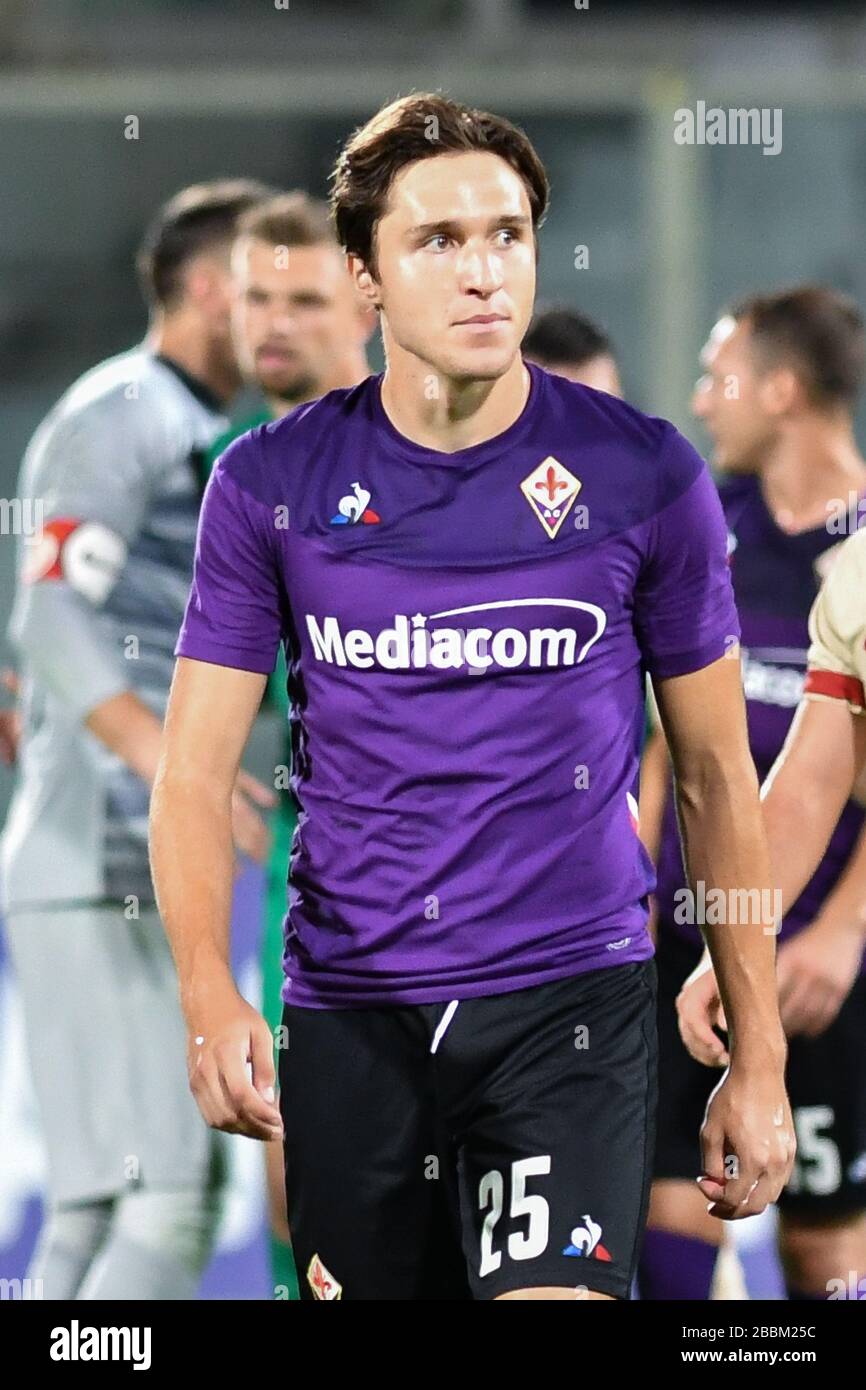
[
  {"x1": 495, "y1": 227, "x2": 519, "y2": 246},
  {"x1": 425, "y1": 233, "x2": 453, "y2": 252}
]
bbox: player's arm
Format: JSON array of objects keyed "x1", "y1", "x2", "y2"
[
  {"x1": 150, "y1": 657, "x2": 282, "y2": 1142},
  {"x1": 762, "y1": 527, "x2": 866, "y2": 909},
  {"x1": 9, "y1": 398, "x2": 273, "y2": 855},
  {"x1": 149, "y1": 433, "x2": 287, "y2": 1141},
  {"x1": 635, "y1": 426, "x2": 794, "y2": 1220},
  {"x1": 9, "y1": 398, "x2": 167, "y2": 770},
  {"x1": 753, "y1": 535, "x2": 866, "y2": 1038},
  {"x1": 653, "y1": 654, "x2": 794, "y2": 1218},
  {"x1": 87, "y1": 688, "x2": 272, "y2": 863},
  {"x1": 772, "y1": 802, "x2": 866, "y2": 1039},
  {"x1": 679, "y1": 530, "x2": 866, "y2": 1049}
]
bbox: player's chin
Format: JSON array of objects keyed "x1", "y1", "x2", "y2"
[
  {"x1": 445, "y1": 343, "x2": 517, "y2": 383},
  {"x1": 259, "y1": 370, "x2": 316, "y2": 399}
]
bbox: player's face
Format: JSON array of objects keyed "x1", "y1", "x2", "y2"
[
  {"x1": 368, "y1": 150, "x2": 536, "y2": 384},
  {"x1": 691, "y1": 316, "x2": 778, "y2": 473},
  {"x1": 232, "y1": 237, "x2": 364, "y2": 401},
  {"x1": 534, "y1": 353, "x2": 622, "y2": 397}
]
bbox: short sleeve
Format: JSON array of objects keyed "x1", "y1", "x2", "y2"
[
  {"x1": 803, "y1": 530, "x2": 866, "y2": 715},
  {"x1": 8, "y1": 389, "x2": 162, "y2": 719},
  {"x1": 634, "y1": 426, "x2": 740, "y2": 679},
  {"x1": 175, "y1": 440, "x2": 283, "y2": 675}
]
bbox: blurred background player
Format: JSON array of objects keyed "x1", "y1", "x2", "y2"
[
  {"x1": 522, "y1": 304, "x2": 621, "y2": 395},
  {"x1": 0, "y1": 179, "x2": 276, "y2": 1299},
  {"x1": 639, "y1": 286, "x2": 866, "y2": 1300},
  {"x1": 207, "y1": 190, "x2": 375, "y2": 1299},
  {"x1": 677, "y1": 518, "x2": 866, "y2": 1298}
]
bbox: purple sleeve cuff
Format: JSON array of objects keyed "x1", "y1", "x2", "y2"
[
  {"x1": 646, "y1": 629, "x2": 739, "y2": 680},
  {"x1": 175, "y1": 632, "x2": 277, "y2": 675}
]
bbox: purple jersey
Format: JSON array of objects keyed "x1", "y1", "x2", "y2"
[
  {"x1": 655, "y1": 472, "x2": 866, "y2": 952},
  {"x1": 176, "y1": 363, "x2": 738, "y2": 1007}
]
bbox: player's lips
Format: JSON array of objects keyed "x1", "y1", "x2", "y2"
[
  {"x1": 257, "y1": 346, "x2": 297, "y2": 364},
  {"x1": 453, "y1": 313, "x2": 509, "y2": 333}
]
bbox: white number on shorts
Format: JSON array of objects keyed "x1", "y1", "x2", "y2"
[
  {"x1": 479, "y1": 1170, "x2": 504, "y2": 1276},
  {"x1": 478, "y1": 1156, "x2": 552, "y2": 1276},
  {"x1": 787, "y1": 1106, "x2": 841, "y2": 1196}
]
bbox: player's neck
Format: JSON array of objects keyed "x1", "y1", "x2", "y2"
[
  {"x1": 147, "y1": 317, "x2": 239, "y2": 409},
  {"x1": 379, "y1": 349, "x2": 530, "y2": 454},
  {"x1": 758, "y1": 416, "x2": 866, "y2": 534}
]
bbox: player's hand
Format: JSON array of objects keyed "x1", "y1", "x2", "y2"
[
  {"x1": 0, "y1": 668, "x2": 21, "y2": 765},
  {"x1": 697, "y1": 1064, "x2": 795, "y2": 1220},
  {"x1": 776, "y1": 917, "x2": 863, "y2": 1039},
  {"x1": 676, "y1": 951, "x2": 729, "y2": 1067},
  {"x1": 231, "y1": 767, "x2": 277, "y2": 867},
  {"x1": 186, "y1": 971, "x2": 283, "y2": 1143}
]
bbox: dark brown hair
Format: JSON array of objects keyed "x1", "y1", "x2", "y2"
[
  {"x1": 523, "y1": 305, "x2": 614, "y2": 368},
  {"x1": 330, "y1": 93, "x2": 550, "y2": 279},
  {"x1": 237, "y1": 191, "x2": 335, "y2": 250},
  {"x1": 137, "y1": 178, "x2": 277, "y2": 309},
  {"x1": 730, "y1": 285, "x2": 865, "y2": 409}
]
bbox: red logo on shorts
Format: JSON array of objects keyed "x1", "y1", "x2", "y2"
[{"x1": 307, "y1": 1253, "x2": 343, "y2": 1300}]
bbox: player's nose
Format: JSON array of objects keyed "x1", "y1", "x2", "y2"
[{"x1": 456, "y1": 241, "x2": 503, "y2": 296}]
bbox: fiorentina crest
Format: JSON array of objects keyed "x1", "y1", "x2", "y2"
[{"x1": 520, "y1": 456, "x2": 582, "y2": 538}]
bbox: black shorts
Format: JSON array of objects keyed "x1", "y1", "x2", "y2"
[
  {"x1": 653, "y1": 926, "x2": 866, "y2": 1217},
  {"x1": 278, "y1": 959, "x2": 658, "y2": 1300}
]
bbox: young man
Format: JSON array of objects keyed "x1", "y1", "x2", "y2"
[
  {"x1": 641, "y1": 288, "x2": 866, "y2": 1301},
  {"x1": 151, "y1": 94, "x2": 794, "y2": 1302},
  {"x1": 522, "y1": 305, "x2": 622, "y2": 396},
  {"x1": 2, "y1": 179, "x2": 276, "y2": 1300},
  {"x1": 209, "y1": 191, "x2": 374, "y2": 1297}
]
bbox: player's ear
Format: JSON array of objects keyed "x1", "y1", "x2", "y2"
[
  {"x1": 347, "y1": 253, "x2": 381, "y2": 309},
  {"x1": 763, "y1": 366, "x2": 800, "y2": 417}
]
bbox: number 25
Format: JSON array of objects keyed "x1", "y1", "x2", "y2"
[{"x1": 478, "y1": 1155, "x2": 551, "y2": 1277}]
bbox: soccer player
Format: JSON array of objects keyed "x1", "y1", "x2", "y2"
[
  {"x1": 209, "y1": 191, "x2": 375, "y2": 1297},
  {"x1": 150, "y1": 94, "x2": 794, "y2": 1302},
  {"x1": 641, "y1": 288, "x2": 866, "y2": 1301},
  {"x1": 1, "y1": 179, "x2": 276, "y2": 1300},
  {"x1": 522, "y1": 305, "x2": 622, "y2": 396}
]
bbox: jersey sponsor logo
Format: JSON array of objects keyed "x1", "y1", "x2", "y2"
[
  {"x1": 22, "y1": 518, "x2": 127, "y2": 603},
  {"x1": 562, "y1": 1214, "x2": 612, "y2": 1260},
  {"x1": 330, "y1": 481, "x2": 380, "y2": 526},
  {"x1": 741, "y1": 650, "x2": 805, "y2": 708},
  {"x1": 305, "y1": 597, "x2": 607, "y2": 672},
  {"x1": 307, "y1": 1253, "x2": 342, "y2": 1300},
  {"x1": 520, "y1": 456, "x2": 582, "y2": 538}
]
